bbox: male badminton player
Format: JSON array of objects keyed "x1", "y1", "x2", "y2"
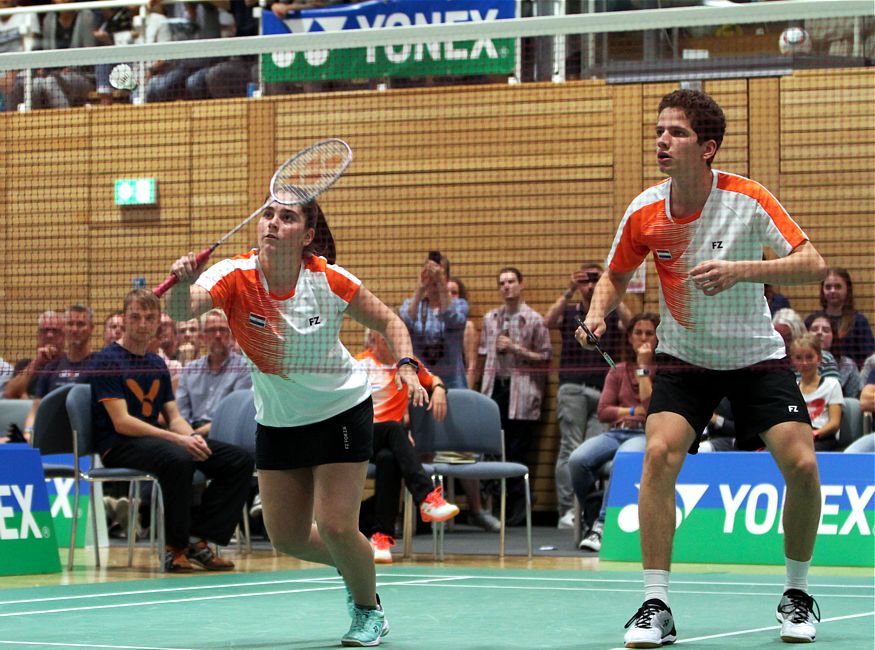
[
  {"x1": 167, "y1": 198, "x2": 426, "y2": 647},
  {"x1": 579, "y1": 89, "x2": 826, "y2": 647}
]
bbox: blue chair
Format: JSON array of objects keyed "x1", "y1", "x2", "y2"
[
  {"x1": 838, "y1": 397, "x2": 864, "y2": 450},
  {"x1": 208, "y1": 388, "x2": 257, "y2": 552},
  {"x1": 410, "y1": 388, "x2": 532, "y2": 560},
  {"x1": 65, "y1": 384, "x2": 166, "y2": 571}
]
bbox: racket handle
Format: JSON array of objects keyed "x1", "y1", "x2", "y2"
[{"x1": 152, "y1": 247, "x2": 214, "y2": 297}]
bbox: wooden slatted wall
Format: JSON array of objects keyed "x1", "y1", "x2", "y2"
[{"x1": 1, "y1": 70, "x2": 872, "y2": 513}]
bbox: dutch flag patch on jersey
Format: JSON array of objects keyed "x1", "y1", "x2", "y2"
[
  {"x1": 656, "y1": 249, "x2": 673, "y2": 260},
  {"x1": 248, "y1": 312, "x2": 267, "y2": 328}
]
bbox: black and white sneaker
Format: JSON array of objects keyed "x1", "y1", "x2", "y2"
[
  {"x1": 776, "y1": 589, "x2": 820, "y2": 643},
  {"x1": 623, "y1": 599, "x2": 677, "y2": 648}
]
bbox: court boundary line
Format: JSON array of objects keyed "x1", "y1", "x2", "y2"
[{"x1": 0, "y1": 642, "x2": 194, "y2": 650}]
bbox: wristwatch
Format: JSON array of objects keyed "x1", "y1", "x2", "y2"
[
  {"x1": 396, "y1": 357, "x2": 420, "y2": 372},
  {"x1": 636, "y1": 368, "x2": 651, "y2": 377}
]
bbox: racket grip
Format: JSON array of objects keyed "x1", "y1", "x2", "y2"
[{"x1": 152, "y1": 247, "x2": 214, "y2": 297}]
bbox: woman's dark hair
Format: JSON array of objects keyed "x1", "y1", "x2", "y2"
[
  {"x1": 818, "y1": 267, "x2": 855, "y2": 338},
  {"x1": 622, "y1": 311, "x2": 660, "y2": 363},
  {"x1": 302, "y1": 200, "x2": 336, "y2": 264},
  {"x1": 448, "y1": 276, "x2": 468, "y2": 301}
]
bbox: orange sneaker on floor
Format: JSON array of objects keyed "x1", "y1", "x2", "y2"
[
  {"x1": 187, "y1": 540, "x2": 235, "y2": 571},
  {"x1": 164, "y1": 546, "x2": 194, "y2": 572},
  {"x1": 420, "y1": 486, "x2": 460, "y2": 523},
  {"x1": 369, "y1": 532, "x2": 395, "y2": 564}
]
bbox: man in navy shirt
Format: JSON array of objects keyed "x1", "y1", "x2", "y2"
[{"x1": 89, "y1": 289, "x2": 253, "y2": 572}]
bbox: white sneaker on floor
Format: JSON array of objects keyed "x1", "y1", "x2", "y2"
[
  {"x1": 469, "y1": 511, "x2": 501, "y2": 533},
  {"x1": 249, "y1": 493, "x2": 262, "y2": 519},
  {"x1": 557, "y1": 510, "x2": 575, "y2": 530},
  {"x1": 623, "y1": 599, "x2": 677, "y2": 648},
  {"x1": 579, "y1": 524, "x2": 603, "y2": 552},
  {"x1": 776, "y1": 589, "x2": 820, "y2": 643}
]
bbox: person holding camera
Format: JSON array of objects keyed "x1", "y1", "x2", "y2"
[
  {"x1": 544, "y1": 262, "x2": 631, "y2": 530},
  {"x1": 400, "y1": 251, "x2": 469, "y2": 389}
]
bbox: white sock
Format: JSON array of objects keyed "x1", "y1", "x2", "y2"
[
  {"x1": 643, "y1": 569, "x2": 670, "y2": 606},
  {"x1": 785, "y1": 557, "x2": 810, "y2": 594}
]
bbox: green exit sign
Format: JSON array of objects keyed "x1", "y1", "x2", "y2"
[{"x1": 114, "y1": 178, "x2": 158, "y2": 205}]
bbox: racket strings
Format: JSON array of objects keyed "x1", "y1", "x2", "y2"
[{"x1": 271, "y1": 140, "x2": 351, "y2": 205}]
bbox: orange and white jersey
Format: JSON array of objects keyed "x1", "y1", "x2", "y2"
[
  {"x1": 196, "y1": 251, "x2": 370, "y2": 427},
  {"x1": 607, "y1": 170, "x2": 808, "y2": 370}
]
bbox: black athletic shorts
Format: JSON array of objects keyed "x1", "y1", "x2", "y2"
[
  {"x1": 255, "y1": 397, "x2": 374, "y2": 470},
  {"x1": 648, "y1": 354, "x2": 811, "y2": 453}
]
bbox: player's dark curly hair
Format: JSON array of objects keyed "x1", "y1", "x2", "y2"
[{"x1": 658, "y1": 89, "x2": 726, "y2": 165}]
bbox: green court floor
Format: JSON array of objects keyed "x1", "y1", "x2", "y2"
[{"x1": 0, "y1": 567, "x2": 872, "y2": 649}]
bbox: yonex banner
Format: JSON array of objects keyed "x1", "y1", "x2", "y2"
[
  {"x1": 0, "y1": 445, "x2": 61, "y2": 575},
  {"x1": 602, "y1": 452, "x2": 874, "y2": 567},
  {"x1": 262, "y1": 0, "x2": 516, "y2": 83}
]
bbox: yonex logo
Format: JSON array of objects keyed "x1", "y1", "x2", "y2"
[
  {"x1": 0, "y1": 484, "x2": 43, "y2": 540},
  {"x1": 656, "y1": 249, "x2": 673, "y2": 260},
  {"x1": 249, "y1": 313, "x2": 267, "y2": 328},
  {"x1": 616, "y1": 483, "x2": 708, "y2": 533}
]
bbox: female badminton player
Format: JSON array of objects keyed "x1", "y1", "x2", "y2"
[{"x1": 167, "y1": 198, "x2": 426, "y2": 647}]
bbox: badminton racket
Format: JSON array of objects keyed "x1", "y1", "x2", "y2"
[
  {"x1": 575, "y1": 317, "x2": 616, "y2": 368},
  {"x1": 153, "y1": 138, "x2": 352, "y2": 296}
]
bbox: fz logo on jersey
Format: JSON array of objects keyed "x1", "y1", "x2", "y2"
[
  {"x1": 788, "y1": 405, "x2": 799, "y2": 413},
  {"x1": 712, "y1": 241, "x2": 724, "y2": 249},
  {"x1": 308, "y1": 316, "x2": 322, "y2": 327}
]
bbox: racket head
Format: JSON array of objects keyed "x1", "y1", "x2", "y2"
[{"x1": 270, "y1": 139, "x2": 352, "y2": 206}]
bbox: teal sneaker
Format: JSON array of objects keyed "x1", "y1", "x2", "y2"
[{"x1": 341, "y1": 605, "x2": 389, "y2": 647}]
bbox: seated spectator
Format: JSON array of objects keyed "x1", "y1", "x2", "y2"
[
  {"x1": 89, "y1": 288, "x2": 253, "y2": 571},
  {"x1": 5, "y1": 310, "x2": 65, "y2": 399},
  {"x1": 355, "y1": 329, "x2": 459, "y2": 564},
  {"x1": 772, "y1": 307, "x2": 806, "y2": 355},
  {"x1": 176, "y1": 309, "x2": 252, "y2": 436},
  {"x1": 844, "y1": 360, "x2": 874, "y2": 453},
  {"x1": 446, "y1": 277, "x2": 478, "y2": 390},
  {"x1": 861, "y1": 353, "x2": 875, "y2": 391},
  {"x1": 570, "y1": 312, "x2": 659, "y2": 552},
  {"x1": 808, "y1": 314, "x2": 861, "y2": 398},
  {"x1": 790, "y1": 333, "x2": 843, "y2": 452},
  {"x1": 698, "y1": 398, "x2": 736, "y2": 452},
  {"x1": 844, "y1": 433, "x2": 874, "y2": 454},
  {"x1": 0, "y1": 354, "x2": 12, "y2": 396},
  {"x1": 158, "y1": 312, "x2": 179, "y2": 361},
  {"x1": 545, "y1": 262, "x2": 631, "y2": 530},
  {"x1": 805, "y1": 268, "x2": 875, "y2": 369},
  {"x1": 102, "y1": 310, "x2": 124, "y2": 348},
  {"x1": 175, "y1": 318, "x2": 201, "y2": 366},
  {"x1": 473, "y1": 266, "x2": 551, "y2": 526},
  {"x1": 21, "y1": 304, "x2": 95, "y2": 442},
  {"x1": 765, "y1": 283, "x2": 791, "y2": 315},
  {"x1": 0, "y1": 0, "x2": 40, "y2": 112}
]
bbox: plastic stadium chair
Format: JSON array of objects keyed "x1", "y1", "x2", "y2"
[
  {"x1": 838, "y1": 397, "x2": 864, "y2": 450},
  {"x1": 65, "y1": 384, "x2": 165, "y2": 571},
  {"x1": 208, "y1": 388, "x2": 257, "y2": 552},
  {"x1": 410, "y1": 388, "x2": 532, "y2": 560},
  {"x1": 0, "y1": 398, "x2": 33, "y2": 438}
]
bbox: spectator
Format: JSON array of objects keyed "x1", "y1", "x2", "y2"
[
  {"x1": 808, "y1": 314, "x2": 862, "y2": 398},
  {"x1": 446, "y1": 277, "x2": 478, "y2": 390},
  {"x1": 400, "y1": 252, "x2": 468, "y2": 387},
  {"x1": 698, "y1": 398, "x2": 736, "y2": 452},
  {"x1": 355, "y1": 329, "x2": 459, "y2": 564},
  {"x1": 5, "y1": 310, "x2": 65, "y2": 399},
  {"x1": 0, "y1": 0, "x2": 40, "y2": 112},
  {"x1": 772, "y1": 307, "x2": 806, "y2": 354},
  {"x1": 859, "y1": 366, "x2": 874, "y2": 416},
  {"x1": 790, "y1": 333, "x2": 843, "y2": 452},
  {"x1": 570, "y1": 312, "x2": 658, "y2": 552},
  {"x1": 103, "y1": 310, "x2": 125, "y2": 347},
  {"x1": 89, "y1": 288, "x2": 253, "y2": 571},
  {"x1": 158, "y1": 312, "x2": 179, "y2": 360},
  {"x1": 861, "y1": 353, "x2": 875, "y2": 390},
  {"x1": 175, "y1": 317, "x2": 201, "y2": 366},
  {"x1": 176, "y1": 309, "x2": 252, "y2": 436},
  {"x1": 400, "y1": 253, "x2": 497, "y2": 532},
  {"x1": 765, "y1": 283, "x2": 791, "y2": 315},
  {"x1": 805, "y1": 268, "x2": 875, "y2": 368},
  {"x1": 21, "y1": 304, "x2": 95, "y2": 442},
  {"x1": 544, "y1": 262, "x2": 631, "y2": 530},
  {"x1": 473, "y1": 267, "x2": 551, "y2": 526}
]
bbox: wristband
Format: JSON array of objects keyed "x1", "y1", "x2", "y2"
[
  {"x1": 629, "y1": 406, "x2": 635, "y2": 416},
  {"x1": 396, "y1": 357, "x2": 420, "y2": 372},
  {"x1": 432, "y1": 383, "x2": 446, "y2": 392}
]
